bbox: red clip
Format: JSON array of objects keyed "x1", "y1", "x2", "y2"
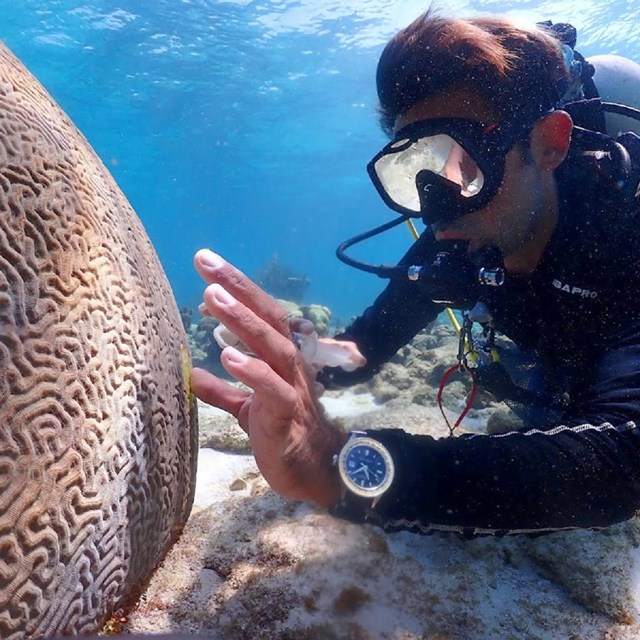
[{"x1": 437, "y1": 364, "x2": 477, "y2": 437}]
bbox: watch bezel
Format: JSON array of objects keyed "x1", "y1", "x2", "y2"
[{"x1": 337, "y1": 436, "x2": 395, "y2": 499}]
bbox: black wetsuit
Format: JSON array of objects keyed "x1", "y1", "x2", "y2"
[{"x1": 321, "y1": 134, "x2": 640, "y2": 536}]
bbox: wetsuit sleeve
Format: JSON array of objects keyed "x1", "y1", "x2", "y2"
[
  {"x1": 332, "y1": 326, "x2": 640, "y2": 536},
  {"x1": 318, "y1": 230, "x2": 443, "y2": 387}
]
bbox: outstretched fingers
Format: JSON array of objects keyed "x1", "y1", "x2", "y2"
[
  {"x1": 194, "y1": 249, "x2": 290, "y2": 337},
  {"x1": 203, "y1": 282, "x2": 300, "y2": 385},
  {"x1": 221, "y1": 346, "x2": 298, "y2": 433},
  {"x1": 190, "y1": 367, "x2": 250, "y2": 420}
]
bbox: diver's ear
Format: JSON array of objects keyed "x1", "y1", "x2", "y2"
[{"x1": 529, "y1": 110, "x2": 573, "y2": 171}]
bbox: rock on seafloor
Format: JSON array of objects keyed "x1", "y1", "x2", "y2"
[
  {"x1": 118, "y1": 397, "x2": 640, "y2": 640},
  {"x1": 0, "y1": 43, "x2": 198, "y2": 638}
]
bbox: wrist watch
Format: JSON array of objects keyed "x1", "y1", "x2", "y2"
[{"x1": 334, "y1": 430, "x2": 395, "y2": 508}]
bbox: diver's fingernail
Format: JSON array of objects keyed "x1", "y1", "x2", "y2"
[
  {"x1": 212, "y1": 285, "x2": 235, "y2": 306},
  {"x1": 199, "y1": 249, "x2": 225, "y2": 271},
  {"x1": 226, "y1": 347, "x2": 249, "y2": 364}
]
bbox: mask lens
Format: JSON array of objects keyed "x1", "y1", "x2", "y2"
[{"x1": 372, "y1": 134, "x2": 485, "y2": 213}]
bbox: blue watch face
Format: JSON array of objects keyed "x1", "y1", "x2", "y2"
[{"x1": 344, "y1": 443, "x2": 388, "y2": 490}]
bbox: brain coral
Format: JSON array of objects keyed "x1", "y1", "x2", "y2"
[{"x1": 0, "y1": 44, "x2": 198, "y2": 637}]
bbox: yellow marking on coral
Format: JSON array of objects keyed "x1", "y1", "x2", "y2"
[{"x1": 181, "y1": 343, "x2": 197, "y2": 415}]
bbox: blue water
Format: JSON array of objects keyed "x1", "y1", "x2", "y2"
[{"x1": 1, "y1": 0, "x2": 640, "y2": 322}]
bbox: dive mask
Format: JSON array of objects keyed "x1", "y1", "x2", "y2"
[{"x1": 367, "y1": 117, "x2": 533, "y2": 226}]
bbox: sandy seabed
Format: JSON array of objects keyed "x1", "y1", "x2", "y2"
[{"x1": 120, "y1": 394, "x2": 640, "y2": 640}]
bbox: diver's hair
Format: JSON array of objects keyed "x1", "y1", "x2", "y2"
[{"x1": 376, "y1": 10, "x2": 569, "y2": 135}]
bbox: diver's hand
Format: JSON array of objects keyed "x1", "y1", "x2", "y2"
[{"x1": 190, "y1": 249, "x2": 348, "y2": 508}]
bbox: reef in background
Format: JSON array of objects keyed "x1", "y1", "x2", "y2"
[{"x1": 254, "y1": 254, "x2": 310, "y2": 302}]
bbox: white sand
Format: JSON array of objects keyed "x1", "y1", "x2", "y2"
[
  {"x1": 320, "y1": 391, "x2": 379, "y2": 418},
  {"x1": 122, "y1": 392, "x2": 640, "y2": 639}
]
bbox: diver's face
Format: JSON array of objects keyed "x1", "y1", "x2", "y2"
[{"x1": 395, "y1": 86, "x2": 556, "y2": 268}]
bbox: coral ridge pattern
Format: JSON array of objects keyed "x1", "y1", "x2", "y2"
[{"x1": 0, "y1": 43, "x2": 198, "y2": 638}]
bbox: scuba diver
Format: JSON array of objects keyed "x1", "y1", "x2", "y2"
[{"x1": 192, "y1": 11, "x2": 640, "y2": 536}]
